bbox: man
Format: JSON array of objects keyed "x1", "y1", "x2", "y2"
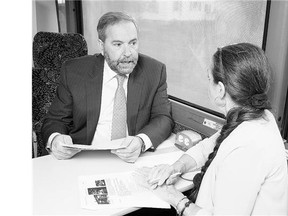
[{"x1": 41, "y1": 12, "x2": 174, "y2": 163}]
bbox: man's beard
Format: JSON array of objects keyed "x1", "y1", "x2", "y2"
[{"x1": 104, "y1": 51, "x2": 138, "y2": 75}]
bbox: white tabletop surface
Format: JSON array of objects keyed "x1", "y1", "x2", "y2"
[{"x1": 33, "y1": 134, "x2": 194, "y2": 215}]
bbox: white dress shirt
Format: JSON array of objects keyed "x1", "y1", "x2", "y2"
[
  {"x1": 48, "y1": 60, "x2": 152, "y2": 151},
  {"x1": 91, "y1": 60, "x2": 129, "y2": 143}
]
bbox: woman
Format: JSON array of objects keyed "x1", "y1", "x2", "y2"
[{"x1": 143, "y1": 43, "x2": 288, "y2": 215}]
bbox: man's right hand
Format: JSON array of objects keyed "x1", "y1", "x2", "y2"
[{"x1": 51, "y1": 134, "x2": 81, "y2": 160}]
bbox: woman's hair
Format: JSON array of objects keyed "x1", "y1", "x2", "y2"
[
  {"x1": 188, "y1": 43, "x2": 271, "y2": 203},
  {"x1": 97, "y1": 11, "x2": 138, "y2": 42}
]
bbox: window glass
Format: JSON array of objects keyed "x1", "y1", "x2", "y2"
[{"x1": 82, "y1": 0, "x2": 267, "y2": 113}]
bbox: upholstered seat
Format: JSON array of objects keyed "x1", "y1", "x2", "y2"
[{"x1": 32, "y1": 31, "x2": 88, "y2": 157}]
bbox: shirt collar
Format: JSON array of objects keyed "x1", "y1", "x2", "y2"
[{"x1": 103, "y1": 60, "x2": 129, "y2": 84}]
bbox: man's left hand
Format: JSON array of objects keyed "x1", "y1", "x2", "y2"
[{"x1": 111, "y1": 136, "x2": 143, "y2": 163}]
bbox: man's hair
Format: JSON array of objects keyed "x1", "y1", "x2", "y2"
[{"x1": 97, "y1": 12, "x2": 138, "y2": 42}]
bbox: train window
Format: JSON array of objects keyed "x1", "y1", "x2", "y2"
[{"x1": 82, "y1": 0, "x2": 268, "y2": 115}]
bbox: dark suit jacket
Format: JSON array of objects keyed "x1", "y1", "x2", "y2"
[{"x1": 41, "y1": 53, "x2": 174, "y2": 149}]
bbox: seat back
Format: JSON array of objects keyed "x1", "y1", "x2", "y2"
[{"x1": 32, "y1": 31, "x2": 88, "y2": 157}]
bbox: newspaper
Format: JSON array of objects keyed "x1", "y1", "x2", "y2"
[{"x1": 78, "y1": 171, "x2": 170, "y2": 210}]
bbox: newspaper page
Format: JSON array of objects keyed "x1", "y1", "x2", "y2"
[{"x1": 78, "y1": 171, "x2": 170, "y2": 210}]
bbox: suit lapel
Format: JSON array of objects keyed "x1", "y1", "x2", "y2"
[
  {"x1": 86, "y1": 54, "x2": 104, "y2": 144},
  {"x1": 127, "y1": 63, "x2": 144, "y2": 135}
]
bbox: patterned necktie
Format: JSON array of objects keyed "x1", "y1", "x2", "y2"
[{"x1": 111, "y1": 74, "x2": 127, "y2": 140}]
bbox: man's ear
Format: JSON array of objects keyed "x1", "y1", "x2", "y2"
[{"x1": 98, "y1": 39, "x2": 104, "y2": 55}]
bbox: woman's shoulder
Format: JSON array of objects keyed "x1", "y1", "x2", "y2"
[
  {"x1": 223, "y1": 110, "x2": 282, "y2": 149},
  {"x1": 235, "y1": 110, "x2": 276, "y2": 133}
]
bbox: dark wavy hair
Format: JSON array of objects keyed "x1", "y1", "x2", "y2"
[
  {"x1": 97, "y1": 11, "x2": 138, "y2": 42},
  {"x1": 188, "y1": 43, "x2": 271, "y2": 203}
]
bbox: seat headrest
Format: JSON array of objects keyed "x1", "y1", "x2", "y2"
[{"x1": 33, "y1": 31, "x2": 88, "y2": 69}]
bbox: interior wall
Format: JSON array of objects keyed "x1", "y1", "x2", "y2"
[{"x1": 266, "y1": 0, "x2": 288, "y2": 129}]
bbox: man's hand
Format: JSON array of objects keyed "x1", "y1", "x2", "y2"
[
  {"x1": 111, "y1": 136, "x2": 143, "y2": 163},
  {"x1": 51, "y1": 134, "x2": 81, "y2": 160}
]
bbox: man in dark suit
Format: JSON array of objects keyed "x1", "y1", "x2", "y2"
[{"x1": 41, "y1": 12, "x2": 174, "y2": 162}]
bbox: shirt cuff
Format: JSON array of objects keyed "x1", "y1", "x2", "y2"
[
  {"x1": 136, "y1": 133, "x2": 153, "y2": 152},
  {"x1": 46, "y1": 132, "x2": 60, "y2": 152}
]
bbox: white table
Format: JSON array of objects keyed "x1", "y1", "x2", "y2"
[{"x1": 33, "y1": 134, "x2": 194, "y2": 215}]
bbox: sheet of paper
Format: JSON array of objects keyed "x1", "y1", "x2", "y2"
[
  {"x1": 78, "y1": 171, "x2": 170, "y2": 210},
  {"x1": 62, "y1": 138, "x2": 125, "y2": 150}
]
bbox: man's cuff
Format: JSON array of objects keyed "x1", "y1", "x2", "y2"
[
  {"x1": 46, "y1": 132, "x2": 60, "y2": 153},
  {"x1": 136, "y1": 133, "x2": 153, "y2": 152}
]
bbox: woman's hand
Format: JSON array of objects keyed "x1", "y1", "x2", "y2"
[
  {"x1": 147, "y1": 164, "x2": 181, "y2": 189},
  {"x1": 133, "y1": 167, "x2": 187, "y2": 210},
  {"x1": 133, "y1": 165, "x2": 180, "y2": 189},
  {"x1": 152, "y1": 184, "x2": 185, "y2": 208},
  {"x1": 133, "y1": 166, "x2": 202, "y2": 216}
]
